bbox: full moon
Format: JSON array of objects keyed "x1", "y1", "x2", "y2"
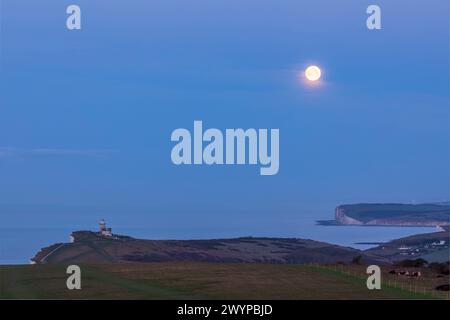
[{"x1": 305, "y1": 65, "x2": 321, "y2": 81}]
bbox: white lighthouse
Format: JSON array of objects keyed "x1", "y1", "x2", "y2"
[{"x1": 99, "y1": 219, "x2": 113, "y2": 236}]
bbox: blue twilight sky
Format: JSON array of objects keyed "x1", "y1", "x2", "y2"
[{"x1": 0, "y1": 0, "x2": 449, "y2": 232}]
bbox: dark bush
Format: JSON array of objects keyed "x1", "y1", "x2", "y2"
[
  {"x1": 394, "y1": 258, "x2": 428, "y2": 268},
  {"x1": 435, "y1": 284, "x2": 449, "y2": 291},
  {"x1": 351, "y1": 255, "x2": 363, "y2": 265},
  {"x1": 429, "y1": 261, "x2": 450, "y2": 275}
]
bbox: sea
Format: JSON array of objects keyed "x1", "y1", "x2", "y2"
[{"x1": 0, "y1": 217, "x2": 437, "y2": 265}]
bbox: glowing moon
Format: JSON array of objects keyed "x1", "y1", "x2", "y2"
[{"x1": 305, "y1": 65, "x2": 321, "y2": 81}]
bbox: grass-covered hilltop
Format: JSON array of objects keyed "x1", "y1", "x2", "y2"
[
  {"x1": 335, "y1": 203, "x2": 450, "y2": 226},
  {"x1": 30, "y1": 231, "x2": 387, "y2": 265}
]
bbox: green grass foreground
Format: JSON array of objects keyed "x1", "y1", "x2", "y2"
[{"x1": 0, "y1": 263, "x2": 445, "y2": 299}]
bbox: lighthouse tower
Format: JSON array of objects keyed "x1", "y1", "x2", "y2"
[
  {"x1": 99, "y1": 219, "x2": 106, "y2": 232},
  {"x1": 98, "y1": 219, "x2": 112, "y2": 236}
]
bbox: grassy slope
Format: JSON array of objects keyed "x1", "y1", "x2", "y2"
[
  {"x1": 364, "y1": 231, "x2": 450, "y2": 262},
  {"x1": 0, "y1": 262, "x2": 443, "y2": 299}
]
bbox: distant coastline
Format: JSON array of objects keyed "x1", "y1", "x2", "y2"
[
  {"x1": 317, "y1": 203, "x2": 450, "y2": 227},
  {"x1": 2, "y1": 202, "x2": 449, "y2": 265},
  {"x1": 29, "y1": 205, "x2": 450, "y2": 266}
]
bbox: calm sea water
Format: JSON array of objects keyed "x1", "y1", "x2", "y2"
[{"x1": 0, "y1": 217, "x2": 437, "y2": 264}]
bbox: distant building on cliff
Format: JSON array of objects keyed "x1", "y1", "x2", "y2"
[{"x1": 99, "y1": 219, "x2": 113, "y2": 236}]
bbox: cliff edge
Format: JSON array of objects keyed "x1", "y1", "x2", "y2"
[{"x1": 335, "y1": 203, "x2": 450, "y2": 226}]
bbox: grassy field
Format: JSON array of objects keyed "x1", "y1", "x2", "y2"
[{"x1": 0, "y1": 262, "x2": 447, "y2": 299}]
